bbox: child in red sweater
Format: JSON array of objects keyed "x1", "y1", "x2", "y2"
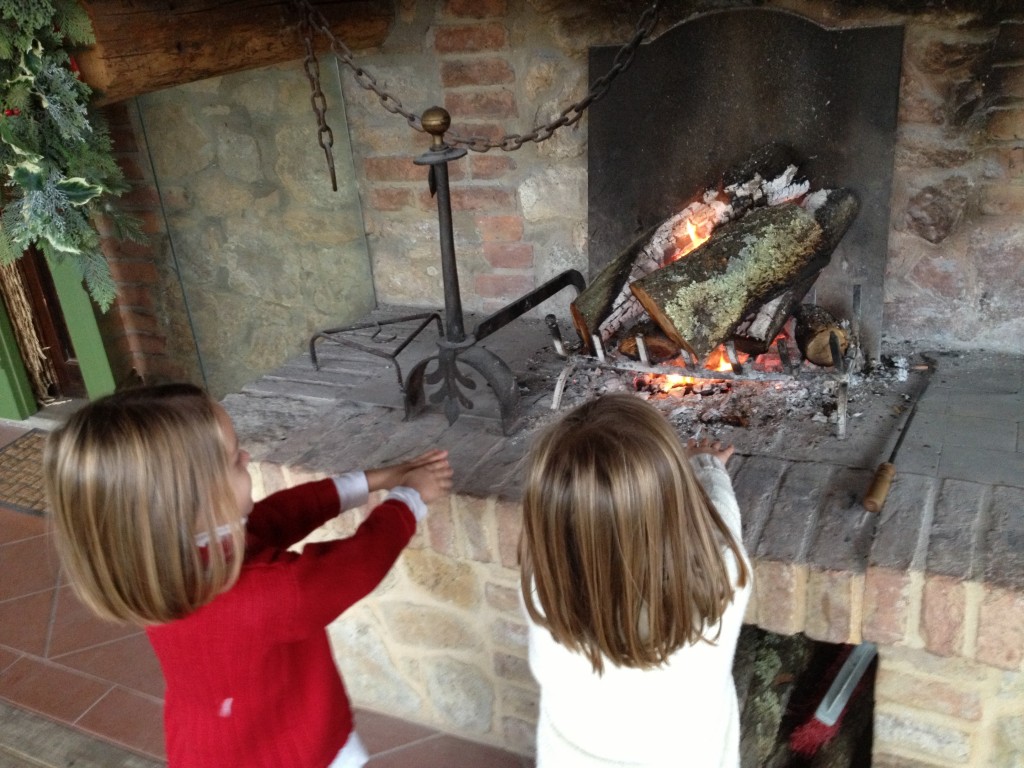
[{"x1": 44, "y1": 383, "x2": 452, "y2": 768}]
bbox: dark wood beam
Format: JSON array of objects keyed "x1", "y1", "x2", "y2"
[{"x1": 76, "y1": 1, "x2": 394, "y2": 106}]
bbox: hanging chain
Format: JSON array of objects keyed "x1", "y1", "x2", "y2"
[
  {"x1": 290, "y1": 0, "x2": 662, "y2": 153},
  {"x1": 296, "y1": 0, "x2": 338, "y2": 189}
]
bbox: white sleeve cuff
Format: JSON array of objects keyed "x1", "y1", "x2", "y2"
[
  {"x1": 333, "y1": 471, "x2": 369, "y2": 512},
  {"x1": 385, "y1": 486, "x2": 428, "y2": 522}
]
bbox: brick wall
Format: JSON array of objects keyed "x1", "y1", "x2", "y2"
[{"x1": 93, "y1": 101, "x2": 201, "y2": 387}]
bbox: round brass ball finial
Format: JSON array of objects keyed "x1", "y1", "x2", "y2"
[{"x1": 421, "y1": 106, "x2": 451, "y2": 148}]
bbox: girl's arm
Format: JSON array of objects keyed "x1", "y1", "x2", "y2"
[
  {"x1": 686, "y1": 437, "x2": 742, "y2": 536},
  {"x1": 246, "y1": 450, "x2": 451, "y2": 548}
]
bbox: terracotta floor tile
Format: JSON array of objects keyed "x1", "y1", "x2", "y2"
[
  {"x1": 0, "y1": 646, "x2": 20, "y2": 673},
  {"x1": 0, "y1": 589, "x2": 55, "y2": 656},
  {"x1": 0, "y1": 506, "x2": 47, "y2": 544},
  {"x1": 0, "y1": 655, "x2": 110, "y2": 724},
  {"x1": 52, "y1": 633, "x2": 165, "y2": 699},
  {"x1": 47, "y1": 585, "x2": 142, "y2": 658},
  {"x1": 0, "y1": 534, "x2": 61, "y2": 601},
  {"x1": 368, "y1": 733, "x2": 532, "y2": 768},
  {"x1": 356, "y1": 707, "x2": 439, "y2": 753},
  {"x1": 76, "y1": 686, "x2": 166, "y2": 761}
]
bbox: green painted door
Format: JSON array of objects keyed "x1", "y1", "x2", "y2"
[{"x1": 0, "y1": 258, "x2": 114, "y2": 420}]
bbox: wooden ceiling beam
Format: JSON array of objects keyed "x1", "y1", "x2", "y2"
[{"x1": 76, "y1": 1, "x2": 394, "y2": 106}]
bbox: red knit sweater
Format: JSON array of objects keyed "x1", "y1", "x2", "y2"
[{"x1": 146, "y1": 479, "x2": 416, "y2": 768}]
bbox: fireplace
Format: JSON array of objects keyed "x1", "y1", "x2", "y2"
[
  {"x1": 587, "y1": 8, "x2": 904, "y2": 365},
  {"x1": 90, "y1": 1, "x2": 1023, "y2": 764}
]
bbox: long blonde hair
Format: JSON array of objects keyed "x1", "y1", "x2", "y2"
[
  {"x1": 519, "y1": 393, "x2": 749, "y2": 673},
  {"x1": 44, "y1": 384, "x2": 246, "y2": 625}
]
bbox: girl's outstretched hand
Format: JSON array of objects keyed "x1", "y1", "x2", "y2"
[
  {"x1": 686, "y1": 436, "x2": 735, "y2": 465},
  {"x1": 398, "y1": 452, "x2": 453, "y2": 504},
  {"x1": 366, "y1": 449, "x2": 450, "y2": 494}
]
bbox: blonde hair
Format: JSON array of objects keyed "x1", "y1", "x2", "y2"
[
  {"x1": 520, "y1": 393, "x2": 749, "y2": 673},
  {"x1": 44, "y1": 384, "x2": 246, "y2": 625}
]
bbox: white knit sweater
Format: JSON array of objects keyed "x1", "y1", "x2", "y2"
[{"x1": 526, "y1": 454, "x2": 752, "y2": 768}]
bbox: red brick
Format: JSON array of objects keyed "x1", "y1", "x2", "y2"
[
  {"x1": 105, "y1": 237, "x2": 159, "y2": 260},
  {"x1": 106, "y1": 259, "x2": 159, "y2": 285},
  {"x1": 875, "y1": 670, "x2": 983, "y2": 720},
  {"x1": 988, "y1": 107, "x2": 1024, "y2": 140},
  {"x1": 444, "y1": 0, "x2": 507, "y2": 18},
  {"x1": 108, "y1": 125, "x2": 139, "y2": 153},
  {"x1": 975, "y1": 585, "x2": 1024, "y2": 670},
  {"x1": 470, "y1": 153, "x2": 515, "y2": 180},
  {"x1": 434, "y1": 23, "x2": 508, "y2": 54},
  {"x1": 753, "y1": 560, "x2": 806, "y2": 636},
  {"x1": 444, "y1": 186, "x2": 515, "y2": 212},
  {"x1": 441, "y1": 58, "x2": 515, "y2": 87},
  {"x1": 445, "y1": 90, "x2": 517, "y2": 120},
  {"x1": 115, "y1": 307, "x2": 162, "y2": 336},
  {"x1": 115, "y1": 155, "x2": 149, "y2": 183},
  {"x1": 804, "y1": 569, "x2": 854, "y2": 644},
  {"x1": 368, "y1": 187, "x2": 416, "y2": 211},
  {"x1": 119, "y1": 333, "x2": 167, "y2": 356},
  {"x1": 863, "y1": 567, "x2": 912, "y2": 645},
  {"x1": 116, "y1": 184, "x2": 162, "y2": 210},
  {"x1": 483, "y1": 242, "x2": 533, "y2": 269},
  {"x1": 474, "y1": 273, "x2": 534, "y2": 300},
  {"x1": 476, "y1": 215, "x2": 523, "y2": 242},
  {"x1": 133, "y1": 210, "x2": 166, "y2": 236},
  {"x1": 113, "y1": 284, "x2": 157, "y2": 312},
  {"x1": 979, "y1": 182, "x2": 1024, "y2": 215},
  {"x1": 363, "y1": 156, "x2": 427, "y2": 182},
  {"x1": 449, "y1": 120, "x2": 506, "y2": 146},
  {"x1": 921, "y1": 574, "x2": 965, "y2": 657},
  {"x1": 99, "y1": 102, "x2": 132, "y2": 128}
]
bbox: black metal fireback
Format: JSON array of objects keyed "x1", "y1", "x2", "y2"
[
  {"x1": 587, "y1": 8, "x2": 904, "y2": 363},
  {"x1": 402, "y1": 107, "x2": 586, "y2": 433}
]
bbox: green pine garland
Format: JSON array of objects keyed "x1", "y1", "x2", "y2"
[{"x1": 0, "y1": 0, "x2": 141, "y2": 310}]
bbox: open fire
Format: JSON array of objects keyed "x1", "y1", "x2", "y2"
[{"x1": 557, "y1": 144, "x2": 860, "y2": 420}]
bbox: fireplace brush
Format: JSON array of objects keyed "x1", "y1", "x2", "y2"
[{"x1": 862, "y1": 356, "x2": 936, "y2": 513}]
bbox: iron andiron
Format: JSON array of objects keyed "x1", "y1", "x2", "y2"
[{"x1": 404, "y1": 107, "x2": 586, "y2": 433}]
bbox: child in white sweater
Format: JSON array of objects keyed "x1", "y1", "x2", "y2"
[{"x1": 520, "y1": 393, "x2": 752, "y2": 767}]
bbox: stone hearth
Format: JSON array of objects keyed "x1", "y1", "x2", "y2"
[{"x1": 223, "y1": 306, "x2": 1024, "y2": 767}]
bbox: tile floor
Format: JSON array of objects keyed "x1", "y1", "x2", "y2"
[{"x1": 0, "y1": 421, "x2": 532, "y2": 767}]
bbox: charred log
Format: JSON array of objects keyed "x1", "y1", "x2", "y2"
[
  {"x1": 570, "y1": 223, "x2": 660, "y2": 353},
  {"x1": 794, "y1": 304, "x2": 849, "y2": 366},
  {"x1": 618, "y1": 331, "x2": 680, "y2": 363},
  {"x1": 629, "y1": 189, "x2": 859, "y2": 361}
]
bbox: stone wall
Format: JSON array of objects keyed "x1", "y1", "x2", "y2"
[
  {"x1": 244, "y1": 453, "x2": 1024, "y2": 766},
  {"x1": 338, "y1": 0, "x2": 1024, "y2": 352},
  {"x1": 111, "y1": 60, "x2": 377, "y2": 398},
  {"x1": 92, "y1": 0, "x2": 1023, "y2": 401}
]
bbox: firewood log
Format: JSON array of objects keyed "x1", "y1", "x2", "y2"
[
  {"x1": 629, "y1": 189, "x2": 859, "y2": 361},
  {"x1": 794, "y1": 304, "x2": 848, "y2": 366},
  {"x1": 570, "y1": 223, "x2": 660, "y2": 353}
]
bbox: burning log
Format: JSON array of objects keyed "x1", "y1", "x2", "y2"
[
  {"x1": 571, "y1": 143, "x2": 810, "y2": 352},
  {"x1": 732, "y1": 274, "x2": 817, "y2": 356},
  {"x1": 794, "y1": 304, "x2": 849, "y2": 366},
  {"x1": 629, "y1": 189, "x2": 859, "y2": 361},
  {"x1": 570, "y1": 223, "x2": 660, "y2": 354}
]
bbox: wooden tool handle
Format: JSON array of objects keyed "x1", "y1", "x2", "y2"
[{"x1": 863, "y1": 462, "x2": 896, "y2": 513}]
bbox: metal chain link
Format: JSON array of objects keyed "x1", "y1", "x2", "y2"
[
  {"x1": 296, "y1": 2, "x2": 338, "y2": 189},
  {"x1": 291, "y1": 0, "x2": 662, "y2": 152}
]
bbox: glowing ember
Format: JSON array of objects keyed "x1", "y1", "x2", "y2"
[
  {"x1": 667, "y1": 214, "x2": 714, "y2": 264},
  {"x1": 704, "y1": 345, "x2": 750, "y2": 372}
]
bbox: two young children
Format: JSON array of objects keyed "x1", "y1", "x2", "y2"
[{"x1": 45, "y1": 384, "x2": 749, "y2": 768}]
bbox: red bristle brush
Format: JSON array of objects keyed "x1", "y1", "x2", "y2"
[{"x1": 788, "y1": 641, "x2": 878, "y2": 757}]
